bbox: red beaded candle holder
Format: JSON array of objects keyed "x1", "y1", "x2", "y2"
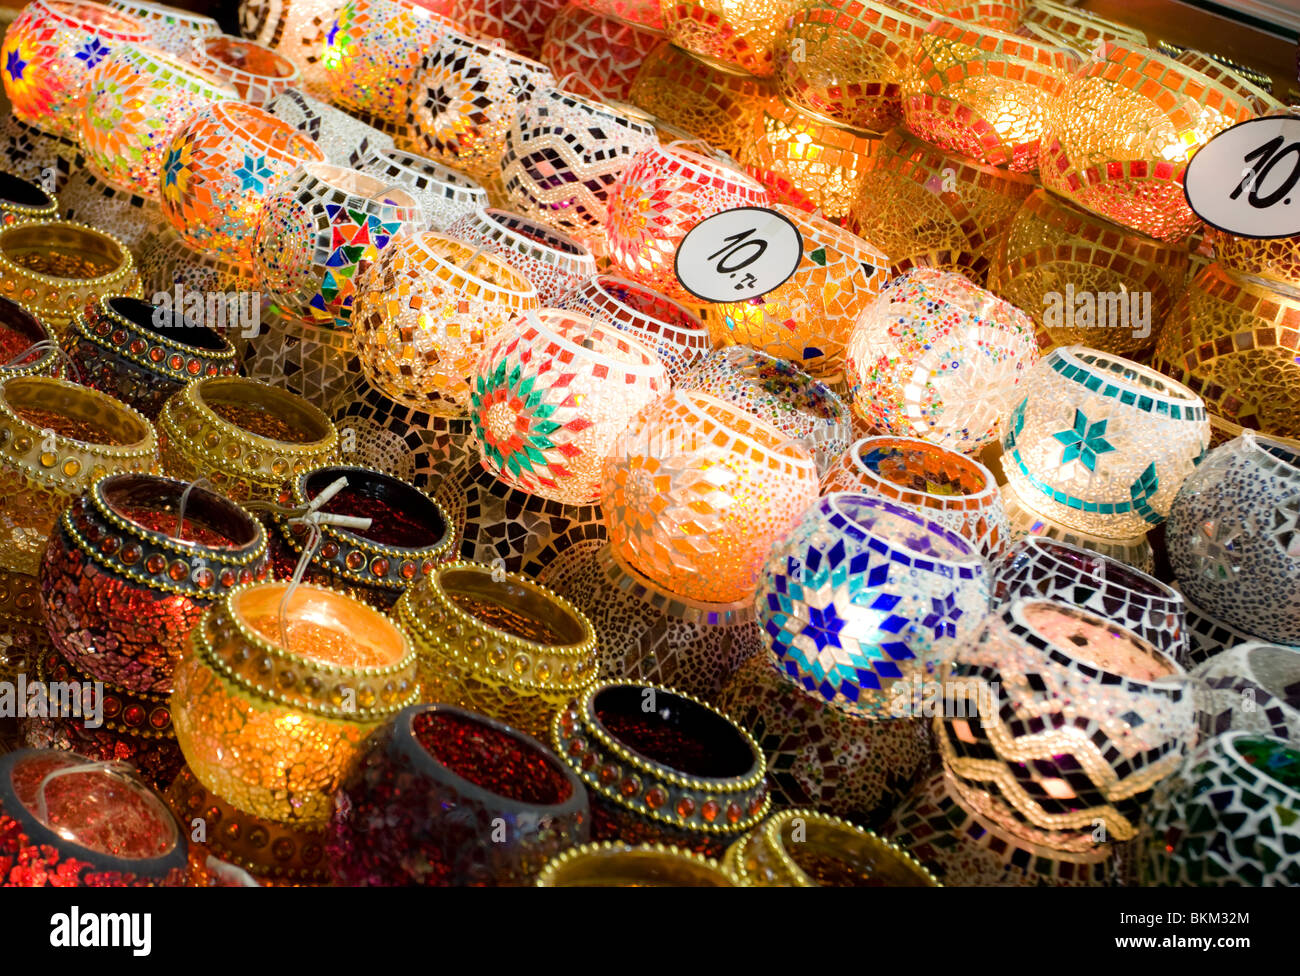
[
  {"x1": 271, "y1": 464, "x2": 454, "y2": 609},
  {"x1": 0, "y1": 296, "x2": 61, "y2": 381},
  {"x1": 40, "y1": 473, "x2": 270, "y2": 695},
  {"x1": 539, "y1": 6, "x2": 663, "y2": 104},
  {"x1": 444, "y1": 208, "x2": 597, "y2": 305},
  {"x1": 660, "y1": 0, "x2": 792, "y2": 78},
  {"x1": 80, "y1": 44, "x2": 239, "y2": 201},
  {"x1": 108, "y1": 0, "x2": 219, "y2": 55},
  {"x1": 0, "y1": 170, "x2": 58, "y2": 229},
  {"x1": 553, "y1": 682, "x2": 770, "y2": 856},
  {"x1": 0, "y1": 748, "x2": 188, "y2": 886},
  {"x1": 0, "y1": 0, "x2": 151, "y2": 139},
  {"x1": 605, "y1": 144, "x2": 770, "y2": 302},
  {"x1": 189, "y1": 34, "x2": 300, "y2": 105}
]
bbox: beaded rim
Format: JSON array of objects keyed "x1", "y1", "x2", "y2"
[
  {"x1": 1052, "y1": 344, "x2": 1202, "y2": 407},
  {"x1": 536, "y1": 840, "x2": 734, "y2": 886},
  {"x1": 34, "y1": 645, "x2": 174, "y2": 737},
  {"x1": 72, "y1": 296, "x2": 239, "y2": 380},
  {"x1": 0, "y1": 172, "x2": 58, "y2": 218},
  {"x1": 0, "y1": 296, "x2": 59, "y2": 378},
  {"x1": 187, "y1": 376, "x2": 339, "y2": 456},
  {"x1": 0, "y1": 219, "x2": 137, "y2": 293},
  {"x1": 833, "y1": 435, "x2": 1000, "y2": 510}
]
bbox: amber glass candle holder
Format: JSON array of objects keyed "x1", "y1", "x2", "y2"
[
  {"x1": 330, "y1": 703, "x2": 590, "y2": 885},
  {"x1": 0, "y1": 171, "x2": 58, "y2": 229},
  {"x1": 0, "y1": 0, "x2": 151, "y2": 139},
  {"x1": 537, "y1": 841, "x2": 735, "y2": 886},
  {"x1": 237, "y1": 0, "x2": 338, "y2": 96},
  {"x1": 0, "y1": 296, "x2": 61, "y2": 381},
  {"x1": 108, "y1": 0, "x2": 218, "y2": 55},
  {"x1": 171, "y1": 580, "x2": 419, "y2": 824},
  {"x1": 351, "y1": 231, "x2": 539, "y2": 417},
  {"x1": 553, "y1": 682, "x2": 770, "y2": 856},
  {"x1": 0, "y1": 220, "x2": 141, "y2": 335},
  {"x1": 1211, "y1": 229, "x2": 1300, "y2": 293},
  {"x1": 1040, "y1": 41, "x2": 1278, "y2": 243},
  {"x1": 726, "y1": 809, "x2": 939, "y2": 886},
  {"x1": 157, "y1": 376, "x2": 340, "y2": 503},
  {"x1": 540, "y1": 6, "x2": 662, "y2": 104},
  {"x1": 848, "y1": 127, "x2": 1036, "y2": 283},
  {"x1": 0, "y1": 749, "x2": 188, "y2": 886},
  {"x1": 271, "y1": 464, "x2": 453, "y2": 609},
  {"x1": 395, "y1": 560, "x2": 598, "y2": 740},
  {"x1": 0, "y1": 375, "x2": 158, "y2": 575},
  {"x1": 1018, "y1": 0, "x2": 1144, "y2": 55},
  {"x1": 190, "y1": 34, "x2": 299, "y2": 106},
  {"x1": 660, "y1": 0, "x2": 792, "y2": 78},
  {"x1": 445, "y1": 208, "x2": 597, "y2": 306},
  {"x1": 359, "y1": 146, "x2": 489, "y2": 232},
  {"x1": 40, "y1": 473, "x2": 270, "y2": 695},
  {"x1": 1153, "y1": 263, "x2": 1300, "y2": 440}
]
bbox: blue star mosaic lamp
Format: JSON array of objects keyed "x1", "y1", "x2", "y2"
[
  {"x1": 1000, "y1": 345, "x2": 1211, "y2": 551},
  {"x1": 755, "y1": 492, "x2": 989, "y2": 720}
]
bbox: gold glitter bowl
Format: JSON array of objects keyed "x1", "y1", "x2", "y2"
[
  {"x1": 1211, "y1": 229, "x2": 1300, "y2": 293},
  {"x1": 537, "y1": 841, "x2": 737, "y2": 886}
]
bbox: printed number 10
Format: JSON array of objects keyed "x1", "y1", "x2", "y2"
[
  {"x1": 708, "y1": 227, "x2": 767, "y2": 274},
  {"x1": 1232, "y1": 135, "x2": 1300, "y2": 209}
]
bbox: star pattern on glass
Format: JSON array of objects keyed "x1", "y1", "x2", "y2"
[
  {"x1": 5, "y1": 48, "x2": 26, "y2": 81},
  {"x1": 235, "y1": 153, "x2": 275, "y2": 194},
  {"x1": 1053, "y1": 407, "x2": 1115, "y2": 472},
  {"x1": 75, "y1": 37, "x2": 110, "y2": 68},
  {"x1": 159, "y1": 142, "x2": 193, "y2": 205},
  {"x1": 921, "y1": 590, "x2": 963, "y2": 641}
]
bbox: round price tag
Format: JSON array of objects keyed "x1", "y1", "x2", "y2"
[
  {"x1": 1185, "y1": 114, "x2": 1300, "y2": 239},
  {"x1": 674, "y1": 207, "x2": 803, "y2": 303}
]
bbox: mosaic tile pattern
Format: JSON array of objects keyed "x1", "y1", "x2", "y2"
[
  {"x1": 660, "y1": 0, "x2": 791, "y2": 77},
  {"x1": 358, "y1": 146, "x2": 487, "y2": 231},
  {"x1": 444, "y1": 208, "x2": 596, "y2": 305},
  {"x1": 138, "y1": 227, "x2": 259, "y2": 298},
  {"x1": 240, "y1": 305, "x2": 363, "y2": 418},
  {"x1": 265, "y1": 88, "x2": 395, "y2": 167},
  {"x1": 58, "y1": 168, "x2": 167, "y2": 255},
  {"x1": 190, "y1": 35, "x2": 300, "y2": 106},
  {"x1": 238, "y1": 0, "x2": 338, "y2": 96},
  {"x1": 108, "y1": 0, "x2": 219, "y2": 56},
  {"x1": 1193, "y1": 642, "x2": 1300, "y2": 746},
  {"x1": 539, "y1": 6, "x2": 662, "y2": 104},
  {"x1": 444, "y1": 0, "x2": 568, "y2": 58}
]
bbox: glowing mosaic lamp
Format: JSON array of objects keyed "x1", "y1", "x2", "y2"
[
  {"x1": 1152, "y1": 263, "x2": 1300, "y2": 441},
  {"x1": 605, "y1": 144, "x2": 770, "y2": 302},
  {"x1": 571, "y1": 0, "x2": 663, "y2": 28},
  {"x1": 321, "y1": 0, "x2": 457, "y2": 125},
  {"x1": 902, "y1": 18, "x2": 1078, "y2": 172},
  {"x1": 987, "y1": 188, "x2": 1190, "y2": 357},
  {"x1": 499, "y1": 87, "x2": 659, "y2": 259},
  {"x1": 845, "y1": 268, "x2": 1040, "y2": 455},
  {"x1": 108, "y1": 0, "x2": 219, "y2": 55},
  {"x1": 556, "y1": 275, "x2": 709, "y2": 384},
  {"x1": 1000, "y1": 345, "x2": 1211, "y2": 542},
  {"x1": 170, "y1": 580, "x2": 420, "y2": 823},
  {"x1": 1211, "y1": 227, "x2": 1300, "y2": 293},
  {"x1": 939, "y1": 598, "x2": 1195, "y2": 845},
  {"x1": 188, "y1": 34, "x2": 300, "y2": 106},
  {"x1": 351, "y1": 231, "x2": 539, "y2": 416},
  {"x1": 757, "y1": 492, "x2": 989, "y2": 720},
  {"x1": 443, "y1": 0, "x2": 568, "y2": 58},
  {"x1": 358, "y1": 146, "x2": 488, "y2": 231},
  {"x1": 1166, "y1": 432, "x2": 1300, "y2": 647},
  {"x1": 660, "y1": 0, "x2": 794, "y2": 78},
  {"x1": 775, "y1": 0, "x2": 930, "y2": 135},
  {"x1": 601, "y1": 389, "x2": 820, "y2": 604},
  {"x1": 236, "y1": 0, "x2": 340, "y2": 96},
  {"x1": 627, "y1": 41, "x2": 773, "y2": 160},
  {"x1": 0, "y1": 0, "x2": 151, "y2": 140},
  {"x1": 1018, "y1": 0, "x2": 1146, "y2": 54},
  {"x1": 705, "y1": 206, "x2": 889, "y2": 380},
  {"x1": 79, "y1": 44, "x2": 239, "y2": 200},
  {"x1": 265, "y1": 88, "x2": 395, "y2": 167},
  {"x1": 1039, "y1": 40, "x2": 1278, "y2": 243},
  {"x1": 405, "y1": 29, "x2": 556, "y2": 187},
  {"x1": 539, "y1": 5, "x2": 663, "y2": 104},
  {"x1": 443, "y1": 208, "x2": 597, "y2": 306},
  {"x1": 159, "y1": 101, "x2": 324, "y2": 263},
  {"x1": 253, "y1": 162, "x2": 419, "y2": 328},
  {"x1": 471, "y1": 309, "x2": 668, "y2": 507},
  {"x1": 824, "y1": 436, "x2": 1012, "y2": 563}
]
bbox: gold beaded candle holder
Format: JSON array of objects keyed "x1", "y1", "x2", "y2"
[
  {"x1": 553, "y1": 682, "x2": 770, "y2": 855},
  {"x1": 1001, "y1": 345, "x2": 1210, "y2": 543},
  {"x1": 602, "y1": 389, "x2": 821, "y2": 604},
  {"x1": 444, "y1": 0, "x2": 567, "y2": 58},
  {"x1": 57, "y1": 168, "x2": 169, "y2": 255},
  {"x1": 471, "y1": 310, "x2": 668, "y2": 506},
  {"x1": 845, "y1": 268, "x2": 1041, "y2": 456},
  {"x1": 537, "y1": 542, "x2": 763, "y2": 701},
  {"x1": 1039, "y1": 41, "x2": 1278, "y2": 243},
  {"x1": 1152, "y1": 263, "x2": 1300, "y2": 440},
  {"x1": 499, "y1": 88, "x2": 660, "y2": 259},
  {"x1": 660, "y1": 0, "x2": 792, "y2": 78},
  {"x1": 264, "y1": 88, "x2": 395, "y2": 167},
  {"x1": 0, "y1": 375, "x2": 158, "y2": 576},
  {"x1": 405, "y1": 30, "x2": 556, "y2": 186},
  {"x1": 0, "y1": 220, "x2": 142, "y2": 335},
  {"x1": 156, "y1": 376, "x2": 340, "y2": 503},
  {"x1": 444, "y1": 208, "x2": 597, "y2": 305},
  {"x1": 627, "y1": 42, "x2": 772, "y2": 160},
  {"x1": 725, "y1": 809, "x2": 939, "y2": 886},
  {"x1": 237, "y1": 0, "x2": 339, "y2": 97},
  {"x1": 848, "y1": 127, "x2": 1036, "y2": 283},
  {"x1": 138, "y1": 227, "x2": 259, "y2": 298},
  {"x1": 395, "y1": 560, "x2": 597, "y2": 739},
  {"x1": 775, "y1": 0, "x2": 931, "y2": 135},
  {"x1": 537, "y1": 841, "x2": 735, "y2": 886},
  {"x1": 824, "y1": 435, "x2": 1013, "y2": 562},
  {"x1": 189, "y1": 35, "x2": 300, "y2": 106},
  {"x1": 253, "y1": 162, "x2": 418, "y2": 328},
  {"x1": 358, "y1": 146, "x2": 488, "y2": 232},
  {"x1": 170, "y1": 580, "x2": 420, "y2": 824},
  {"x1": 0, "y1": 0, "x2": 151, "y2": 139},
  {"x1": 556, "y1": 275, "x2": 710, "y2": 383},
  {"x1": 0, "y1": 296, "x2": 61, "y2": 381},
  {"x1": 0, "y1": 171, "x2": 58, "y2": 229},
  {"x1": 540, "y1": 6, "x2": 663, "y2": 104},
  {"x1": 160, "y1": 102, "x2": 324, "y2": 264},
  {"x1": 903, "y1": 19, "x2": 1078, "y2": 171},
  {"x1": 321, "y1": 0, "x2": 456, "y2": 125},
  {"x1": 988, "y1": 188, "x2": 1190, "y2": 356},
  {"x1": 238, "y1": 305, "x2": 361, "y2": 419},
  {"x1": 80, "y1": 44, "x2": 239, "y2": 201},
  {"x1": 705, "y1": 206, "x2": 889, "y2": 380},
  {"x1": 605, "y1": 144, "x2": 770, "y2": 302},
  {"x1": 938, "y1": 598, "x2": 1196, "y2": 844},
  {"x1": 351, "y1": 231, "x2": 540, "y2": 417},
  {"x1": 108, "y1": 0, "x2": 219, "y2": 55}
]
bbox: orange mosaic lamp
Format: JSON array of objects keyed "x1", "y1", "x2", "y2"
[
  {"x1": 236, "y1": 0, "x2": 339, "y2": 97},
  {"x1": 660, "y1": 0, "x2": 795, "y2": 78},
  {"x1": 1210, "y1": 229, "x2": 1300, "y2": 293},
  {"x1": 601, "y1": 389, "x2": 820, "y2": 604},
  {"x1": 159, "y1": 101, "x2": 325, "y2": 263},
  {"x1": 443, "y1": 0, "x2": 568, "y2": 58},
  {"x1": 943, "y1": 0, "x2": 1026, "y2": 31},
  {"x1": 903, "y1": 19, "x2": 1079, "y2": 172},
  {"x1": 0, "y1": 0, "x2": 151, "y2": 140},
  {"x1": 539, "y1": 5, "x2": 664, "y2": 105},
  {"x1": 1018, "y1": 0, "x2": 1146, "y2": 55},
  {"x1": 1039, "y1": 40, "x2": 1278, "y2": 243},
  {"x1": 775, "y1": 0, "x2": 932, "y2": 135},
  {"x1": 188, "y1": 34, "x2": 300, "y2": 106}
]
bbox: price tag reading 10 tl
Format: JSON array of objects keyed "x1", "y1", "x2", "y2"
[
  {"x1": 674, "y1": 207, "x2": 804, "y2": 303},
  {"x1": 1185, "y1": 114, "x2": 1300, "y2": 239}
]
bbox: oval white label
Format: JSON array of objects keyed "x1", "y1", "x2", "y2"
[
  {"x1": 1185, "y1": 114, "x2": 1300, "y2": 240},
  {"x1": 674, "y1": 207, "x2": 804, "y2": 303}
]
